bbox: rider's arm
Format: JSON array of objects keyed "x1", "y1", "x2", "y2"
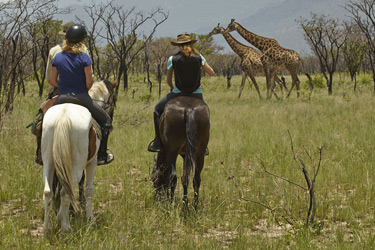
[
  {"x1": 85, "y1": 66, "x2": 93, "y2": 90},
  {"x1": 202, "y1": 62, "x2": 215, "y2": 76},
  {"x1": 49, "y1": 67, "x2": 59, "y2": 88},
  {"x1": 167, "y1": 69, "x2": 173, "y2": 91}
]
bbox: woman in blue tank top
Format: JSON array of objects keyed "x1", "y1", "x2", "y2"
[{"x1": 50, "y1": 24, "x2": 114, "y2": 165}]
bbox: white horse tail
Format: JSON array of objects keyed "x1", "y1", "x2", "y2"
[{"x1": 52, "y1": 110, "x2": 78, "y2": 211}]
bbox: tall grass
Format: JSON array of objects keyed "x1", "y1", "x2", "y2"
[{"x1": 1, "y1": 74, "x2": 375, "y2": 249}]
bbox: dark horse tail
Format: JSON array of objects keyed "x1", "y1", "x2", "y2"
[{"x1": 184, "y1": 107, "x2": 197, "y2": 176}]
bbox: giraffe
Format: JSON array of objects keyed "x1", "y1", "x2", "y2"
[
  {"x1": 226, "y1": 19, "x2": 312, "y2": 98},
  {"x1": 208, "y1": 24, "x2": 286, "y2": 99}
]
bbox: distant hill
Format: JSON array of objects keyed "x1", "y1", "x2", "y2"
[{"x1": 56, "y1": 0, "x2": 352, "y2": 54}]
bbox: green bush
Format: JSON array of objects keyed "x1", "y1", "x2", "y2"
[
  {"x1": 139, "y1": 93, "x2": 152, "y2": 103},
  {"x1": 360, "y1": 74, "x2": 373, "y2": 85},
  {"x1": 306, "y1": 74, "x2": 325, "y2": 89}
]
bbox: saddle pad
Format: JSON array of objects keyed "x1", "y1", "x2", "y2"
[{"x1": 91, "y1": 118, "x2": 102, "y2": 140}]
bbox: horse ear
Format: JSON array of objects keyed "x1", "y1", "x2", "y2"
[{"x1": 112, "y1": 81, "x2": 118, "y2": 87}]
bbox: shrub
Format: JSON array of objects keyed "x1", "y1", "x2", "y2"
[
  {"x1": 305, "y1": 74, "x2": 325, "y2": 89},
  {"x1": 360, "y1": 74, "x2": 373, "y2": 85}
]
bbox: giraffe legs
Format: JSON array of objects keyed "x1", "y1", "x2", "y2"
[
  {"x1": 266, "y1": 65, "x2": 278, "y2": 99},
  {"x1": 238, "y1": 71, "x2": 247, "y2": 99},
  {"x1": 275, "y1": 75, "x2": 288, "y2": 95},
  {"x1": 238, "y1": 71, "x2": 262, "y2": 99},
  {"x1": 248, "y1": 72, "x2": 262, "y2": 99},
  {"x1": 286, "y1": 73, "x2": 300, "y2": 98}
]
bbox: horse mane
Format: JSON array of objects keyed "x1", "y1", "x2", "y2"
[{"x1": 89, "y1": 80, "x2": 109, "y2": 102}]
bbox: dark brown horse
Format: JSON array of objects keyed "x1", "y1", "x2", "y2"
[{"x1": 152, "y1": 96, "x2": 210, "y2": 206}]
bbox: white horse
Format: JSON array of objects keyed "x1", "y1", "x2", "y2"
[{"x1": 42, "y1": 80, "x2": 115, "y2": 234}]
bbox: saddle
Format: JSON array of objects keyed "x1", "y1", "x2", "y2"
[{"x1": 27, "y1": 97, "x2": 100, "y2": 161}]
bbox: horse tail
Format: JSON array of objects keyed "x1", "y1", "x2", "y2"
[
  {"x1": 52, "y1": 110, "x2": 78, "y2": 211},
  {"x1": 184, "y1": 107, "x2": 197, "y2": 176}
]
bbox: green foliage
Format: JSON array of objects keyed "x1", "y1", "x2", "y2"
[
  {"x1": 25, "y1": 71, "x2": 41, "y2": 82},
  {"x1": 342, "y1": 39, "x2": 367, "y2": 78},
  {"x1": 306, "y1": 73, "x2": 325, "y2": 89},
  {"x1": 139, "y1": 93, "x2": 152, "y2": 103},
  {"x1": 360, "y1": 74, "x2": 373, "y2": 85}
]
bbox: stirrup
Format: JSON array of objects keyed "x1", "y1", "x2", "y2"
[
  {"x1": 98, "y1": 149, "x2": 114, "y2": 165},
  {"x1": 147, "y1": 139, "x2": 162, "y2": 152}
]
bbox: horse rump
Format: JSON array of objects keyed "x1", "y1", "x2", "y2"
[{"x1": 153, "y1": 96, "x2": 210, "y2": 203}]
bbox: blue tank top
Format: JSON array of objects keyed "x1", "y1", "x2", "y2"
[{"x1": 52, "y1": 52, "x2": 92, "y2": 94}]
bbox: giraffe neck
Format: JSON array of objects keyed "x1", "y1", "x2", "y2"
[
  {"x1": 221, "y1": 31, "x2": 248, "y2": 57},
  {"x1": 234, "y1": 22, "x2": 271, "y2": 52}
]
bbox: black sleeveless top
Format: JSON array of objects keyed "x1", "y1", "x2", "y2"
[{"x1": 172, "y1": 51, "x2": 202, "y2": 93}]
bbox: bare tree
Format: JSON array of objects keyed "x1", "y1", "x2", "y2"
[
  {"x1": 85, "y1": 1, "x2": 168, "y2": 97},
  {"x1": 225, "y1": 56, "x2": 238, "y2": 89},
  {"x1": 0, "y1": 0, "x2": 61, "y2": 123},
  {"x1": 342, "y1": 23, "x2": 368, "y2": 91},
  {"x1": 145, "y1": 37, "x2": 174, "y2": 96},
  {"x1": 27, "y1": 19, "x2": 62, "y2": 97},
  {"x1": 78, "y1": 0, "x2": 110, "y2": 79},
  {"x1": 299, "y1": 13, "x2": 349, "y2": 95},
  {"x1": 346, "y1": 0, "x2": 375, "y2": 94}
]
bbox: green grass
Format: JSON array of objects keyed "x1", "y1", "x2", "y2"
[{"x1": 1, "y1": 74, "x2": 375, "y2": 249}]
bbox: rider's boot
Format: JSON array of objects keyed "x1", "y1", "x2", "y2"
[
  {"x1": 148, "y1": 112, "x2": 163, "y2": 152},
  {"x1": 97, "y1": 126, "x2": 114, "y2": 165}
]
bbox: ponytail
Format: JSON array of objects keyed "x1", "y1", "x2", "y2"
[{"x1": 180, "y1": 44, "x2": 200, "y2": 58}]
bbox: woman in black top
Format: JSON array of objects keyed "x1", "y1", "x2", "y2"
[{"x1": 148, "y1": 33, "x2": 215, "y2": 152}]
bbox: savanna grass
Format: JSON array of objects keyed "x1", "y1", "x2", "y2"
[{"x1": 1, "y1": 73, "x2": 375, "y2": 249}]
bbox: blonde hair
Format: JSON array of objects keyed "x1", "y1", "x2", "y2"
[
  {"x1": 179, "y1": 43, "x2": 200, "y2": 58},
  {"x1": 62, "y1": 40, "x2": 86, "y2": 54}
]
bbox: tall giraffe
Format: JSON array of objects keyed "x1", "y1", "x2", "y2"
[
  {"x1": 208, "y1": 24, "x2": 285, "y2": 98},
  {"x1": 226, "y1": 19, "x2": 312, "y2": 98}
]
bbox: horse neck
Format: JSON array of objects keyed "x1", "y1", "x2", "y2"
[{"x1": 89, "y1": 82, "x2": 109, "y2": 107}]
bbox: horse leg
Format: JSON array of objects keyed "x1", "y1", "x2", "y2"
[
  {"x1": 57, "y1": 187, "x2": 71, "y2": 233},
  {"x1": 79, "y1": 171, "x2": 85, "y2": 209},
  {"x1": 85, "y1": 162, "x2": 97, "y2": 221},
  {"x1": 166, "y1": 152, "x2": 178, "y2": 202},
  {"x1": 193, "y1": 154, "x2": 204, "y2": 209},
  {"x1": 170, "y1": 162, "x2": 177, "y2": 202},
  {"x1": 43, "y1": 163, "x2": 54, "y2": 235},
  {"x1": 181, "y1": 155, "x2": 190, "y2": 205}
]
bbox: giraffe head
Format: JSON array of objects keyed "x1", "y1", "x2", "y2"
[
  {"x1": 226, "y1": 19, "x2": 236, "y2": 33},
  {"x1": 208, "y1": 23, "x2": 225, "y2": 36}
]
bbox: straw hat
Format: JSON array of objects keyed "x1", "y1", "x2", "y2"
[
  {"x1": 58, "y1": 21, "x2": 75, "y2": 35},
  {"x1": 170, "y1": 33, "x2": 197, "y2": 46}
]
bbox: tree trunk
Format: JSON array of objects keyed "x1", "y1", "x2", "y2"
[
  {"x1": 123, "y1": 70, "x2": 128, "y2": 91},
  {"x1": 226, "y1": 68, "x2": 232, "y2": 89},
  {"x1": 328, "y1": 73, "x2": 333, "y2": 95}
]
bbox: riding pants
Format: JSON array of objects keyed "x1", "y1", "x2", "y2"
[{"x1": 52, "y1": 93, "x2": 112, "y2": 128}]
